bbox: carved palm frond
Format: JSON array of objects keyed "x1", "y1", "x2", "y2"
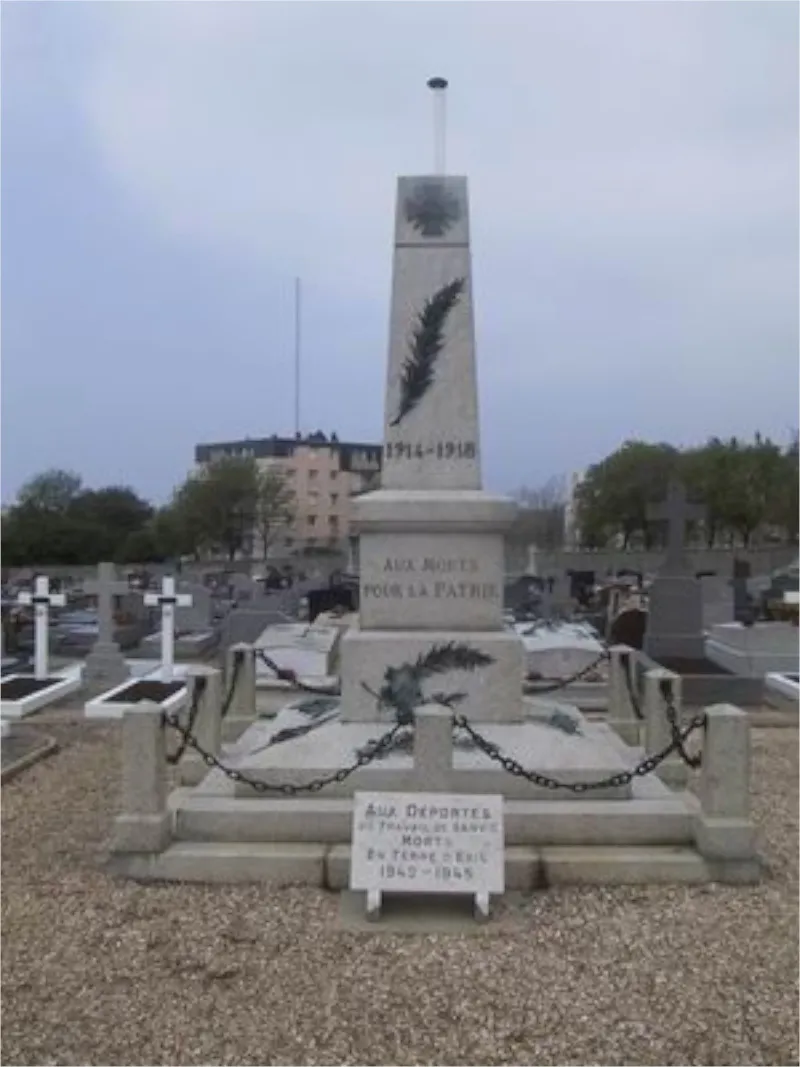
[
  {"x1": 390, "y1": 278, "x2": 465, "y2": 427},
  {"x1": 412, "y1": 641, "x2": 495, "y2": 679}
]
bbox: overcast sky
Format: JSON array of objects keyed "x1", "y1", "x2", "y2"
[{"x1": 2, "y1": 1, "x2": 798, "y2": 505}]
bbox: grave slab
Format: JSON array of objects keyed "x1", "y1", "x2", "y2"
[
  {"x1": 225, "y1": 712, "x2": 633, "y2": 801},
  {"x1": 85, "y1": 664, "x2": 191, "y2": 720},
  {"x1": 1, "y1": 664, "x2": 83, "y2": 719}
]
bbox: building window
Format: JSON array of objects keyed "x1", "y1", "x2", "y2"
[
  {"x1": 307, "y1": 515, "x2": 316, "y2": 527},
  {"x1": 330, "y1": 493, "x2": 339, "y2": 505},
  {"x1": 329, "y1": 515, "x2": 339, "y2": 527},
  {"x1": 330, "y1": 470, "x2": 338, "y2": 481},
  {"x1": 309, "y1": 470, "x2": 318, "y2": 481},
  {"x1": 308, "y1": 490, "x2": 320, "y2": 503}
]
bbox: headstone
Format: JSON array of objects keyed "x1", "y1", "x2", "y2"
[
  {"x1": 731, "y1": 558, "x2": 753, "y2": 625},
  {"x1": 338, "y1": 174, "x2": 526, "y2": 723},
  {"x1": 644, "y1": 481, "x2": 707, "y2": 661},
  {"x1": 16, "y1": 576, "x2": 65, "y2": 679},
  {"x1": 175, "y1": 582, "x2": 213, "y2": 632},
  {"x1": 609, "y1": 607, "x2": 647, "y2": 651},
  {"x1": 83, "y1": 562, "x2": 130, "y2": 689},
  {"x1": 144, "y1": 577, "x2": 192, "y2": 682}
]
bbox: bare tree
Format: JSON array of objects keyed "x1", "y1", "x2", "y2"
[
  {"x1": 509, "y1": 476, "x2": 567, "y2": 550},
  {"x1": 254, "y1": 467, "x2": 295, "y2": 560}
]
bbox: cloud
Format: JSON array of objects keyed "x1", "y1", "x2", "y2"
[{"x1": 4, "y1": 1, "x2": 797, "y2": 497}]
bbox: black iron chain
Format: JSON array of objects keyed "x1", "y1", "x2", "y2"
[
  {"x1": 524, "y1": 648, "x2": 610, "y2": 694},
  {"x1": 166, "y1": 676, "x2": 207, "y2": 766},
  {"x1": 254, "y1": 648, "x2": 340, "y2": 697},
  {"x1": 660, "y1": 679, "x2": 703, "y2": 768},
  {"x1": 220, "y1": 649, "x2": 244, "y2": 721},
  {"x1": 161, "y1": 711, "x2": 403, "y2": 794},
  {"x1": 452, "y1": 709, "x2": 706, "y2": 793},
  {"x1": 619, "y1": 650, "x2": 645, "y2": 721}
]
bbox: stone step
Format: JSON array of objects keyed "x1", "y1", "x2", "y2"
[
  {"x1": 171, "y1": 793, "x2": 696, "y2": 848},
  {"x1": 110, "y1": 841, "x2": 710, "y2": 888}
]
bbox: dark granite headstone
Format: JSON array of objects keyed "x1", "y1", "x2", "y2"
[
  {"x1": 731, "y1": 558, "x2": 754, "y2": 624},
  {"x1": 609, "y1": 607, "x2": 647, "y2": 651}
]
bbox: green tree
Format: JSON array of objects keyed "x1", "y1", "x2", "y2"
[
  {"x1": 172, "y1": 456, "x2": 259, "y2": 561},
  {"x1": 16, "y1": 469, "x2": 82, "y2": 512},
  {"x1": 575, "y1": 441, "x2": 680, "y2": 549},
  {"x1": 254, "y1": 467, "x2": 295, "y2": 560}
]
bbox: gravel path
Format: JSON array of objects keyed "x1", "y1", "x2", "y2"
[{"x1": 2, "y1": 715, "x2": 797, "y2": 1066}]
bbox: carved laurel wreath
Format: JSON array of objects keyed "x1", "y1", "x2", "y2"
[{"x1": 390, "y1": 278, "x2": 465, "y2": 427}]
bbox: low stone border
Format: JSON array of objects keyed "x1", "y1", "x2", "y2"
[{"x1": 1, "y1": 733, "x2": 60, "y2": 784}]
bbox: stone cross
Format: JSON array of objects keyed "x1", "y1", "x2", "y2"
[
  {"x1": 144, "y1": 576, "x2": 192, "y2": 681},
  {"x1": 84, "y1": 562, "x2": 129, "y2": 646},
  {"x1": 647, "y1": 481, "x2": 706, "y2": 572},
  {"x1": 17, "y1": 575, "x2": 66, "y2": 679}
]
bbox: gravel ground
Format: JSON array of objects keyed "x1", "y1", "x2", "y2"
[{"x1": 1, "y1": 713, "x2": 797, "y2": 1067}]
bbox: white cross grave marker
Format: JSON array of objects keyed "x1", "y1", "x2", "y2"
[
  {"x1": 17, "y1": 575, "x2": 66, "y2": 680},
  {"x1": 144, "y1": 577, "x2": 192, "y2": 681}
]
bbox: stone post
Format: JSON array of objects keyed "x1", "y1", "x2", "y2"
[
  {"x1": 607, "y1": 645, "x2": 641, "y2": 745},
  {"x1": 179, "y1": 667, "x2": 223, "y2": 787},
  {"x1": 225, "y1": 643, "x2": 256, "y2": 720},
  {"x1": 412, "y1": 704, "x2": 453, "y2": 791},
  {"x1": 695, "y1": 704, "x2": 759, "y2": 882},
  {"x1": 111, "y1": 703, "x2": 170, "y2": 854},
  {"x1": 643, "y1": 667, "x2": 688, "y2": 790}
]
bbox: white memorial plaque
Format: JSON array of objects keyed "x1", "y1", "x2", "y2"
[{"x1": 350, "y1": 792, "x2": 505, "y2": 897}]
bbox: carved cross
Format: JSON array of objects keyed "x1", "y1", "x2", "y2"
[
  {"x1": 647, "y1": 481, "x2": 706, "y2": 570},
  {"x1": 84, "y1": 562, "x2": 130, "y2": 646}
]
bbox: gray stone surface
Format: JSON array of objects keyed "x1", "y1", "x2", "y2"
[
  {"x1": 83, "y1": 562, "x2": 131, "y2": 691},
  {"x1": 340, "y1": 627, "x2": 525, "y2": 723},
  {"x1": 175, "y1": 582, "x2": 213, "y2": 631},
  {"x1": 111, "y1": 703, "x2": 170, "y2": 853},
  {"x1": 383, "y1": 176, "x2": 480, "y2": 493},
  {"x1": 644, "y1": 482, "x2": 707, "y2": 660}
]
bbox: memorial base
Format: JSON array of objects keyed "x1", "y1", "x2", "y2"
[{"x1": 339, "y1": 627, "x2": 525, "y2": 723}]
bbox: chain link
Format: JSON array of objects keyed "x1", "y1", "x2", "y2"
[
  {"x1": 452, "y1": 708, "x2": 706, "y2": 793},
  {"x1": 524, "y1": 648, "x2": 610, "y2": 694},
  {"x1": 162, "y1": 710, "x2": 403, "y2": 794},
  {"x1": 661, "y1": 680, "x2": 703, "y2": 768},
  {"x1": 165, "y1": 676, "x2": 207, "y2": 766},
  {"x1": 254, "y1": 648, "x2": 340, "y2": 697},
  {"x1": 220, "y1": 650, "x2": 244, "y2": 721}
]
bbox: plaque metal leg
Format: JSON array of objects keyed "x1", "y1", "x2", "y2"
[
  {"x1": 473, "y1": 892, "x2": 490, "y2": 922},
  {"x1": 366, "y1": 888, "x2": 382, "y2": 922}
]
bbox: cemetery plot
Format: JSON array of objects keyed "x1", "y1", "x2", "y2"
[
  {"x1": 102, "y1": 679, "x2": 186, "y2": 703},
  {"x1": 85, "y1": 670, "x2": 189, "y2": 720},
  {"x1": 1, "y1": 576, "x2": 82, "y2": 718}
]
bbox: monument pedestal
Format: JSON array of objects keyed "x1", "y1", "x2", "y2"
[
  {"x1": 339, "y1": 487, "x2": 525, "y2": 722},
  {"x1": 340, "y1": 627, "x2": 524, "y2": 723}
]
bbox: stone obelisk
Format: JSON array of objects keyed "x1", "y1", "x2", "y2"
[{"x1": 339, "y1": 163, "x2": 525, "y2": 723}]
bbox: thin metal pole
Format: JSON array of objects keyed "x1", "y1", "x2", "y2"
[
  {"x1": 294, "y1": 277, "x2": 301, "y2": 436},
  {"x1": 434, "y1": 90, "x2": 446, "y2": 174},
  {"x1": 427, "y1": 76, "x2": 448, "y2": 175}
]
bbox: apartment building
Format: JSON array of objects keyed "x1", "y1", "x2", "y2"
[{"x1": 194, "y1": 432, "x2": 382, "y2": 555}]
